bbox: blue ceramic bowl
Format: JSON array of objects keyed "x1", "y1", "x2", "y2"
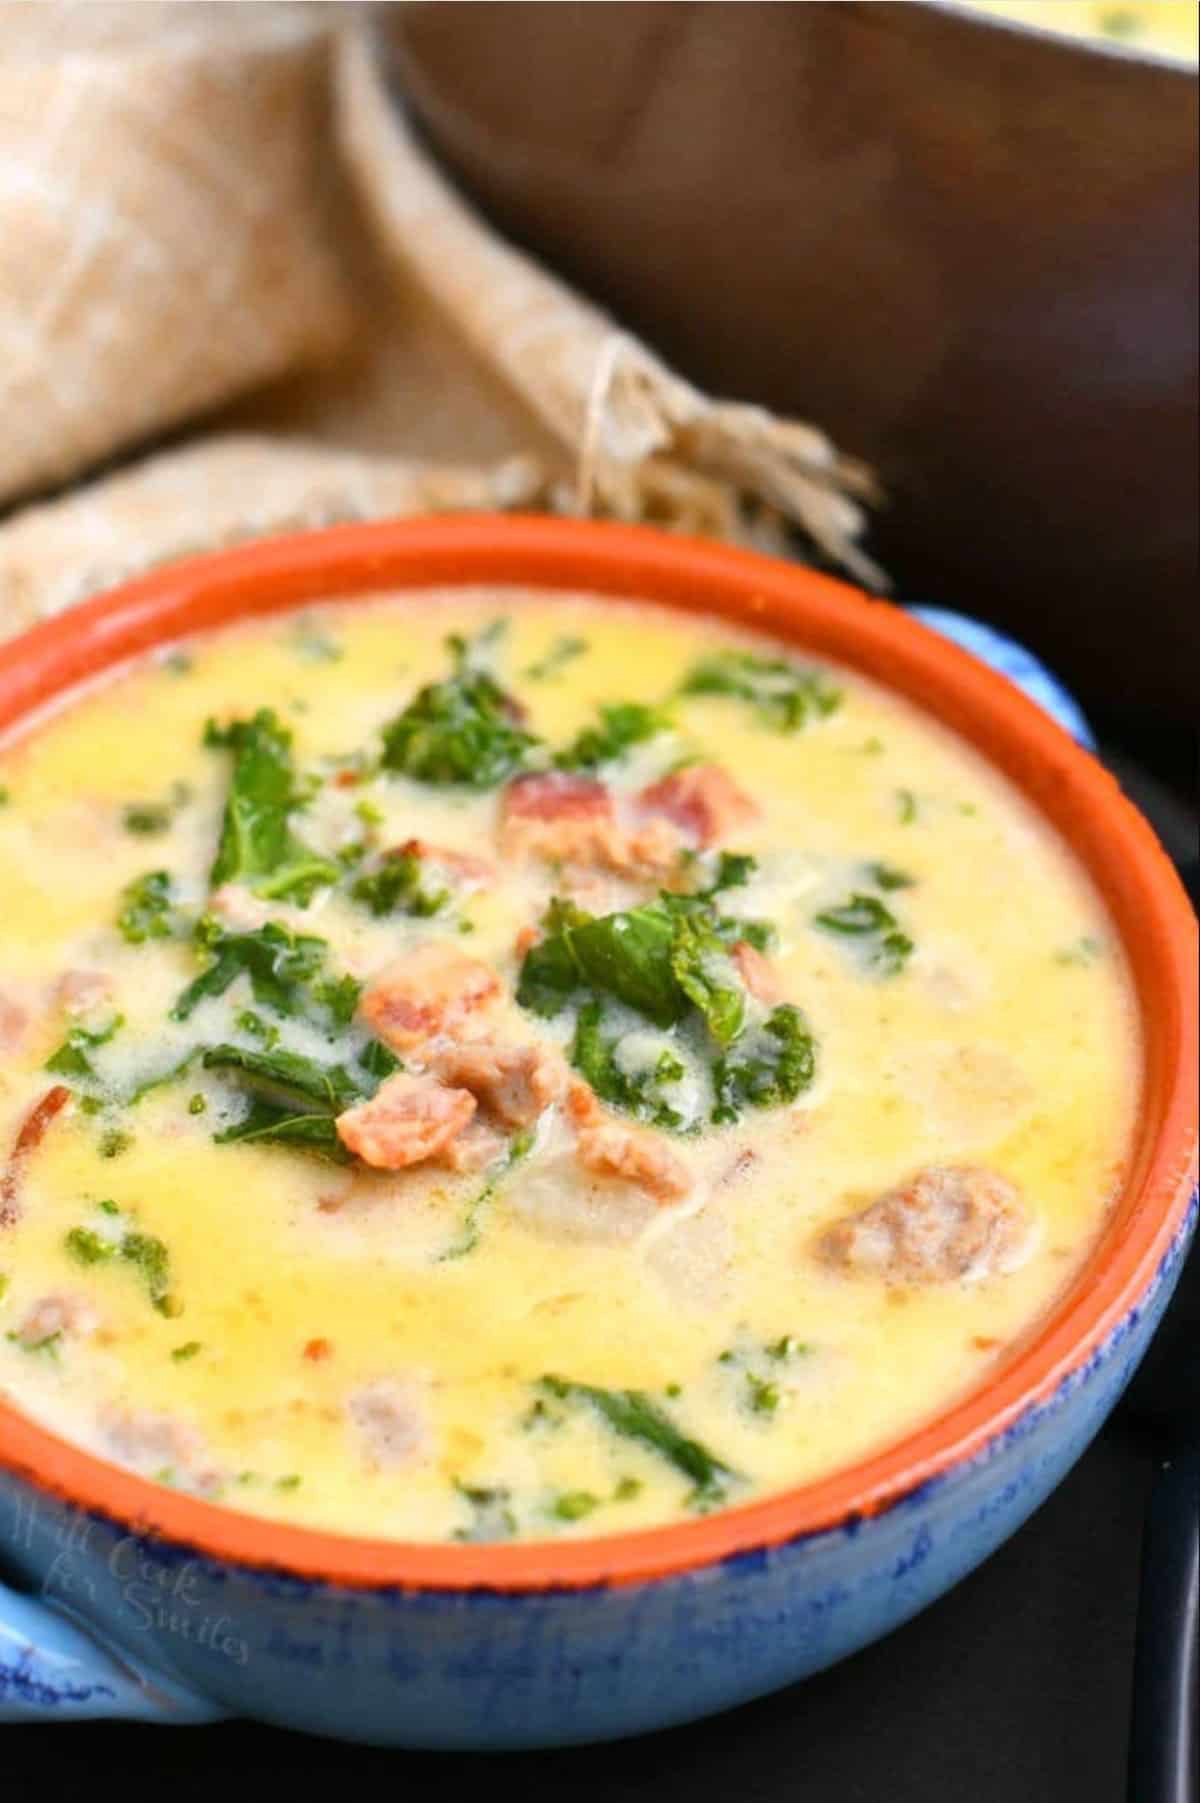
[{"x1": 0, "y1": 522, "x2": 1194, "y2": 1744}]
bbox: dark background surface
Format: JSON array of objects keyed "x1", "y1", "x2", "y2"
[{"x1": 5, "y1": 751, "x2": 1196, "y2": 1801}]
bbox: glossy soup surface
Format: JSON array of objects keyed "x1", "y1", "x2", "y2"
[{"x1": 0, "y1": 591, "x2": 1139, "y2": 1543}]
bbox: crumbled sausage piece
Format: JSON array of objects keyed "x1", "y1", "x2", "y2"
[
  {"x1": 347, "y1": 1377, "x2": 431, "y2": 1471},
  {"x1": 16, "y1": 1292, "x2": 99, "y2": 1347},
  {"x1": 335, "y1": 1072, "x2": 477, "y2": 1170},
  {"x1": 0, "y1": 990, "x2": 29, "y2": 1054},
  {"x1": 637, "y1": 763, "x2": 759, "y2": 847},
  {"x1": 500, "y1": 771, "x2": 618, "y2": 865},
  {"x1": 102, "y1": 1408, "x2": 221, "y2": 1493},
  {"x1": 731, "y1": 939, "x2": 781, "y2": 1003},
  {"x1": 816, "y1": 1164, "x2": 1032, "y2": 1285},
  {"x1": 574, "y1": 1115, "x2": 692, "y2": 1204},
  {"x1": 55, "y1": 969, "x2": 114, "y2": 1016},
  {"x1": 358, "y1": 944, "x2": 500, "y2": 1053},
  {"x1": 614, "y1": 817, "x2": 690, "y2": 880},
  {"x1": 429, "y1": 1038, "x2": 567, "y2": 1128}
]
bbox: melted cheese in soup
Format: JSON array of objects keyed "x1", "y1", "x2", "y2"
[{"x1": 0, "y1": 591, "x2": 1139, "y2": 1542}]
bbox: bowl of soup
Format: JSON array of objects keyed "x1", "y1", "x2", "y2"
[{"x1": 0, "y1": 518, "x2": 1194, "y2": 1745}]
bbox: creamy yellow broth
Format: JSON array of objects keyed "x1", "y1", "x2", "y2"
[
  {"x1": 0, "y1": 591, "x2": 1138, "y2": 1542},
  {"x1": 959, "y1": 1, "x2": 1198, "y2": 59}
]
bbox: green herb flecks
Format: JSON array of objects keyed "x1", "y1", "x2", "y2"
[
  {"x1": 538, "y1": 1377, "x2": 735, "y2": 1506},
  {"x1": 1055, "y1": 935, "x2": 1104, "y2": 967},
  {"x1": 452, "y1": 1480, "x2": 517, "y2": 1543},
  {"x1": 117, "y1": 870, "x2": 184, "y2": 944},
  {"x1": 863, "y1": 861, "x2": 915, "y2": 892},
  {"x1": 524, "y1": 636, "x2": 588, "y2": 682},
  {"x1": 678, "y1": 650, "x2": 841, "y2": 734},
  {"x1": 552, "y1": 1490, "x2": 600, "y2": 1523},
  {"x1": 205, "y1": 708, "x2": 338, "y2": 904},
  {"x1": 65, "y1": 1215, "x2": 175, "y2": 1315}
]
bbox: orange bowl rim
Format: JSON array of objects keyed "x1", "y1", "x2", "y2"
[{"x1": 0, "y1": 515, "x2": 1194, "y2": 1593}]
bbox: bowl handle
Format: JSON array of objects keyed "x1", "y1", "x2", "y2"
[
  {"x1": 906, "y1": 607, "x2": 1096, "y2": 748},
  {"x1": 0, "y1": 1575, "x2": 227, "y2": 1723}
]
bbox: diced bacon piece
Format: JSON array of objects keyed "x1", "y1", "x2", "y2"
[
  {"x1": 1, "y1": 1085, "x2": 71, "y2": 1229},
  {"x1": 347, "y1": 1377, "x2": 431, "y2": 1470},
  {"x1": 102, "y1": 1408, "x2": 221, "y2": 1493},
  {"x1": 732, "y1": 939, "x2": 781, "y2": 1003},
  {"x1": 209, "y1": 883, "x2": 272, "y2": 930},
  {"x1": 816, "y1": 1164, "x2": 1032, "y2": 1286},
  {"x1": 335, "y1": 1072, "x2": 476, "y2": 1171},
  {"x1": 500, "y1": 771, "x2": 618, "y2": 866},
  {"x1": 434, "y1": 1118, "x2": 510, "y2": 1174},
  {"x1": 574, "y1": 1118, "x2": 692, "y2": 1204},
  {"x1": 637, "y1": 763, "x2": 759, "y2": 847},
  {"x1": 429, "y1": 1038, "x2": 567, "y2": 1128},
  {"x1": 358, "y1": 944, "x2": 501, "y2": 1053},
  {"x1": 0, "y1": 990, "x2": 29, "y2": 1054},
  {"x1": 16, "y1": 1293, "x2": 99, "y2": 1347},
  {"x1": 55, "y1": 969, "x2": 114, "y2": 1018},
  {"x1": 392, "y1": 839, "x2": 494, "y2": 888}
]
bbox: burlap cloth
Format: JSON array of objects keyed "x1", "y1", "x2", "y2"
[{"x1": 0, "y1": 3, "x2": 882, "y2": 640}]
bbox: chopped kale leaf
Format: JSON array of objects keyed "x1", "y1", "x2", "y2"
[
  {"x1": 171, "y1": 919, "x2": 334, "y2": 1023},
  {"x1": 206, "y1": 708, "x2": 338, "y2": 904},
  {"x1": 351, "y1": 848, "x2": 450, "y2": 919},
  {"x1": 712, "y1": 1004, "x2": 816, "y2": 1123},
  {"x1": 571, "y1": 1001, "x2": 687, "y2": 1131},
  {"x1": 214, "y1": 1101, "x2": 348, "y2": 1160},
  {"x1": 813, "y1": 892, "x2": 913, "y2": 977},
  {"x1": 679, "y1": 650, "x2": 841, "y2": 733},
  {"x1": 555, "y1": 700, "x2": 673, "y2": 772},
  {"x1": 380, "y1": 628, "x2": 538, "y2": 789},
  {"x1": 538, "y1": 1377, "x2": 734, "y2": 1503},
  {"x1": 45, "y1": 1014, "x2": 123, "y2": 1081}
]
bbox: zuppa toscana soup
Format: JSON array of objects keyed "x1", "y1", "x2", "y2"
[{"x1": 0, "y1": 592, "x2": 1138, "y2": 1542}]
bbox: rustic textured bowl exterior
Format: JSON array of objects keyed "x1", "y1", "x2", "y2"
[
  {"x1": 0, "y1": 520, "x2": 1195, "y2": 1744},
  {"x1": 391, "y1": 0, "x2": 1199, "y2": 724}
]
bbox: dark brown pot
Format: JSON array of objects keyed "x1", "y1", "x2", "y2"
[{"x1": 388, "y1": 1, "x2": 1198, "y2": 725}]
